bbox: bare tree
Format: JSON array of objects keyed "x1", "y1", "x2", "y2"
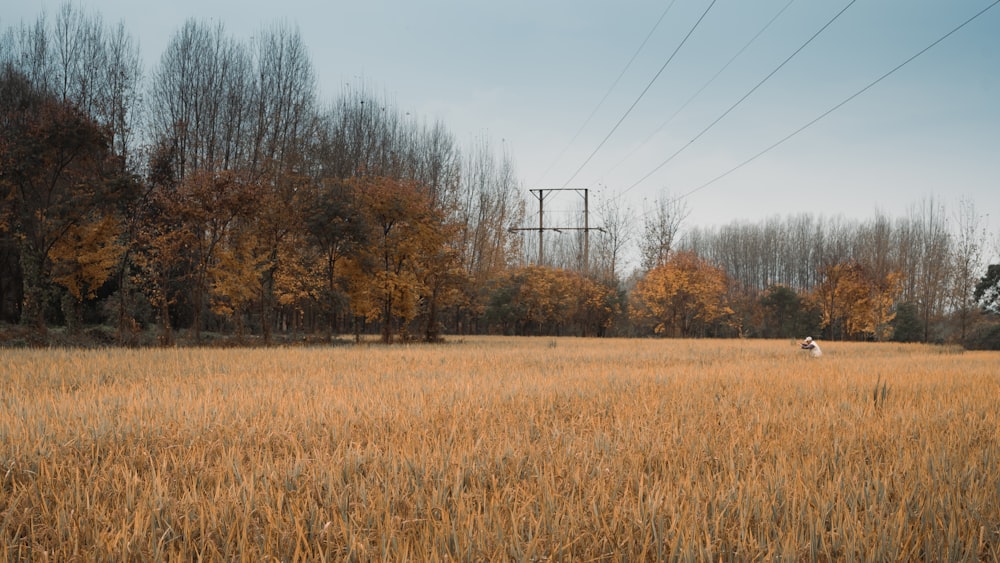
[
  {"x1": 639, "y1": 193, "x2": 689, "y2": 271},
  {"x1": 99, "y1": 22, "x2": 142, "y2": 170},
  {"x1": 454, "y1": 137, "x2": 522, "y2": 282},
  {"x1": 247, "y1": 22, "x2": 316, "y2": 178},
  {"x1": 3, "y1": 5, "x2": 142, "y2": 170},
  {"x1": 949, "y1": 198, "x2": 988, "y2": 341},
  {"x1": 0, "y1": 14, "x2": 55, "y2": 95},
  {"x1": 854, "y1": 211, "x2": 894, "y2": 282},
  {"x1": 592, "y1": 193, "x2": 634, "y2": 285},
  {"x1": 147, "y1": 19, "x2": 252, "y2": 179},
  {"x1": 314, "y1": 84, "x2": 405, "y2": 179},
  {"x1": 908, "y1": 198, "x2": 952, "y2": 342}
]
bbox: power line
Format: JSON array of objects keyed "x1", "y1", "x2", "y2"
[
  {"x1": 562, "y1": 0, "x2": 720, "y2": 188},
  {"x1": 668, "y1": 0, "x2": 1000, "y2": 205},
  {"x1": 533, "y1": 0, "x2": 678, "y2": 187},
  {"x1": 621, "y1": 0, "x2": 857, "y2": 196},
  {"x1": 603, "y1": 0, "x2": 797, "y2": 180}
]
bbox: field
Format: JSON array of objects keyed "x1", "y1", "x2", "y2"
[{"x1": 1, "y1": 338, "x2": 998, "y2": 561}]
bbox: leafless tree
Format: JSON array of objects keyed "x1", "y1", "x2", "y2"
[
  {"x1": 99, "y1": 22, "x2": 142, "y2": 170},
  {"x1": 949, "y1": 198, "x2": 988, "y2": 341},
  {"x1": 2, "y1": 5, "x2": 141, "y2": 171},
  {"x1": 854, "y1": 211, "x2": 894, "y2": 282},
  {"x1": 148, "y1": 19, "x2": 252, "y2": 178},
  {"x1": 0, "y1": 14, "x2": 54, "y2": 95},
  {"x1": 247, "y1": 22, "x2": 316, "y2": 179},
  {"x1": 906, "y1": 198, "x2": 952, "y2": 342},
  {"x1": 592, "y1": 193, "x2": 634, "y2": 285},
  {"x1": 639, "y1": 193, "x2": 688, "y2": 271},
  {"x1": 454, "y1": 136, "x2": 522, "y2": 281}
]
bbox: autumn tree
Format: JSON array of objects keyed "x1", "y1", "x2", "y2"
[
  {"x1": 0, "y1": 67, "x2": 131, "y2": 339},
  {"x1": 812, "y1": 260, "x2": 903, "y2": 341},
  {"x1": 630, "y1": 250, "x2": 732, "y2": 337},
  {"x1": 133, "y1": 168, "x2": 255, "y2": 343},
  {"x1": 506, "y1": 266, "x2": 573, "y2": 335},
  {"x1": 484, "y1": 265, "x2": 615, "y2": 336},
  {"x1": 2, "y1": 5, "x2": 145, "y2": 342},
  {"x1": 208, "y1": 198, "x2": 275, "y2": 340},
  {"x1": 49, "y1": 215, "x2": 126, "y2": 333},
  {"x1": 347, "y1": 176, "x2": 447, "y2": 343},
  {"x1": 302, "y1": 178, "x2": 367, "y2": 338}
]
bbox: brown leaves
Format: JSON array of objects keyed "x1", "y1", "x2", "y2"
[
  {"x1": 50, "y1": 215, "x2": 124, "y2": 300},
  {"x1": 345, "y1": 176, "x2": 453, "y2": 342},
  {"x1": 812, "y1": 260, "x2": 903, "y2": 341},
  {"x1": 487, "y1": 265, "x2": 617, "y2": 336},
  {"x1": 631, "y1": 251, "x2": 732, "y2": 337},
  {"x1": 0, "y1": 75, "x2": 129, "y2": 333}
]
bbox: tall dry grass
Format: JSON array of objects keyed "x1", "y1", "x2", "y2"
[{"x1": 1, "y1": 338, "x2": 998, "y2": 561}]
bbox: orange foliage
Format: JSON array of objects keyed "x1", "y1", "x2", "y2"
[
  {"x1": 50, "y1": 215, "x2": 124, "y2": 301},
  {"x1": 812, "y1": 260, "x2": 903, "y2": 341},
  {"x1": 630, "y1": 250, "x2": 732, "y2": 337},
  {"x1": 346, "y1": 176, "x2": 449, "y2": 342},
  {"x1": 487, "y1": 265, "x2": 617, "y2": 336}
]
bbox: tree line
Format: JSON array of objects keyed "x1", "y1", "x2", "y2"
[
  {"x1": 0, "y1": 6, "x2": 526, "y2": 345},
  {"x1": 676, "y1": 202, "x2": 997, "y2": 346},
  {"x1": 2, "y1": 5, "x2": 998, "y2": 347}
]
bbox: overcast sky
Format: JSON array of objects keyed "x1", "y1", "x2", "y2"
[{"x1": 6, "y1": 0, "x2": 1000, "y2": 252}]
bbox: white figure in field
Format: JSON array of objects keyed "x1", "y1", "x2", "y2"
[{"x1": 800, "y1": 336, "x2": 822, "y2": 357}]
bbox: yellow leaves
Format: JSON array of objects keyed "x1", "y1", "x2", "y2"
[
  {"x1": 630, "y1": 251, "x2": 731, "y2": 337},
  {"x1": 516, "y1": 265, "x2": 573, "y2": 326},
  {"x1": 487, "y1": 265, "x2": 616, "y2": 335},
  {"x1": 273, "y1": 236, "x2": 326, "y2": 307},
  {"x1": 209, "y1": 232, "x2": 268, "y2": 317},
  {"x1": 50, "y1": 214, "x2": 124, "y2": 300},
  {"x1": 813, "y1": 261, "x2": 903, "y2": 341},
  {"x1": 342, "y1": 176, "x2": 459, "y2": 341}
]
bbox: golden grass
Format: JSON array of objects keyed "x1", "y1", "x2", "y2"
[{"x1": 1, "y1": 338, "x2": 998, "y2": 561}]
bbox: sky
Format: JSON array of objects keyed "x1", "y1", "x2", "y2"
[{"x1": 6, "y1": 0, "x2": 1000, "y2": 255}]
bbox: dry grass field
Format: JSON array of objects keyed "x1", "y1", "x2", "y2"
[{"x1": 1, "y1": 337, "x2": 998, "y2": 561}]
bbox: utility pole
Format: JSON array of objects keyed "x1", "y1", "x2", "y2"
[
  {"x1": 583, "y1": 187, "x2": 590, "y2": 274},
  {"x1": 509, "y1": 188, "x2": 604, "y2": 271},
  {"x1": 536, "y1": 189, "x2": 546, "y2": 265}
]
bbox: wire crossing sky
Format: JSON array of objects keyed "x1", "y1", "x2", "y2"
[
  {"x1": 619, "y1": 0, "x2": 854, "y2": 196},
  {"x1": 6, "y1": 0, "x2": 999, "y2": 237},
  {"x1": 560, "y1": 0, "x2": 719, "y2": 189},
  {"x1": 601, "y1": 0, "x2": 798, "y2": 182},
  {"x1": 533, "y1": 0, "x2": 678, "y2": 188},
  {"x1": 668, "y1": 0, "x2": 1000, "y2": 206}
]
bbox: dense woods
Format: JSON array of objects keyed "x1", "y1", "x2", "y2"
[{"x1": 2, "y1": 5, "x2": 998, "y2": 347}]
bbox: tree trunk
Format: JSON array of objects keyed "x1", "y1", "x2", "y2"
[
  {"x1": 158, "y1": 300, "x2": 174, "y2": 346},
  {"x1": 62, "y1": 291, "x2": 83, "y2": 336},
  {"x1": 424, "y1": 285, "x2": 440, "y2": 342},
  {"x1": 19, "y1": 243, "x2": 48, "y2": 344}
]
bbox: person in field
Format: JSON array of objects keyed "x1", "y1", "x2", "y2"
[{"x1": 800, "y1": 336, "x2": 822, "y2": 357}]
